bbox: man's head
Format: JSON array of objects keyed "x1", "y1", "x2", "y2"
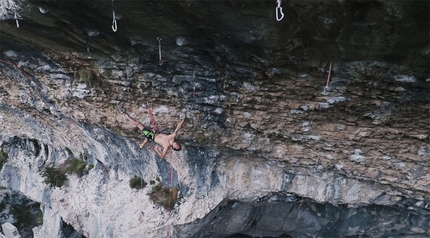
[{"x1": 172, "y1": 142, "x2": 181, "y2": 151}]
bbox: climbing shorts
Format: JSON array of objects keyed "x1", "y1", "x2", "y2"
[{"x1": 141, "y1": 128, "x2": 156, "y2": 141}]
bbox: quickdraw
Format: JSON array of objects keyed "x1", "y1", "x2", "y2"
[
  {"x1": 111, "y1": 0, "x2": 117, "y2": 32},
  {"x1": 14, "y1": 9, "x2": 19, "y2": 28},
  {"x1": 157, "y1": 37, "x2": 163, "y2": 66},
  {"x1": 276, "y1": 0, "x2": 284, "y2": 21},
  {"x1": 323, "y1": 61, "x2": 332, "y2": 94}
]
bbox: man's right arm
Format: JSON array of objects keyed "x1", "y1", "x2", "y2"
[{"x1": 173, "y1": 116, "x2": 186, "y2": 135}]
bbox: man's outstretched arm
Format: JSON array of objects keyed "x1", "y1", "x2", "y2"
[
  {"x1": 154, "y1": 145, "x2": 169, "y2": 159},
  {"x1": 173, "y1": 116, "x2": 186, "y2": 135}
]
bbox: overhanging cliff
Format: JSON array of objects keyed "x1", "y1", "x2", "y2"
[{"x1": 0, "y1": 0, "x2": 429, "y2": 237}]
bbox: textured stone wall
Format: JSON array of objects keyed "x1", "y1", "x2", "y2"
[{"x1": 0, "y1": 0, "x2": 429, "y2": 237}]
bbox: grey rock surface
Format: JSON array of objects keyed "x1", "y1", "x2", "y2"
[{"x1": 0, "y1": 0, "x2": 429, "y2": 237}]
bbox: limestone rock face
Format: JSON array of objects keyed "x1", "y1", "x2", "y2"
[{"x1": 0, "y1": 0, "x2": 429, "y2": 237}]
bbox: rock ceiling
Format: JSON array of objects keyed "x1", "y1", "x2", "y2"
[{"x1": 0, "y1": 0, "x2": 429, "y2": 237}]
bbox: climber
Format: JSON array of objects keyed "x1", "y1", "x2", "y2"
[{"x1": 121, "y1": 110, "x2": 185, "y2": 158}]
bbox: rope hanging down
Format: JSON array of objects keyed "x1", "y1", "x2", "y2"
[
  {"x1": 111, "y1": 0, "x2": 117, "y2": 32},
  {"x1": 276, "y1": 0, "x2": 284, "y2": 21},
  {"x1": 157, "y1": 37, "x2": 163, "y2": 66},
  {"x1": 146, "y1": 102, "x2": 160, "y2": 133},
  {"x1": 323, "y1": 61, "x2": 332, "y2": 94},
  {"x1": 143, "y1": 106, "x2": 174, "y2": 237},
  {"x1": 166, "y1": 152, "x2": 174, "y2": 238}
]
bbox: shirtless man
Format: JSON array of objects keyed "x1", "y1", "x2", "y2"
[{"x1": 121, "y1": 111, "x2": 185, "y2": 158}]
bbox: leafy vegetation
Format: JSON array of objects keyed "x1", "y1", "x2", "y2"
[
  {"x1": 39, "y1": 166, "x2": 67, "y2": 188},
  {"x1": 0, "y1": 149, "x2": 8, "y2": 170},
  {"x1": 40, "y1": 148, "x2": 91, "y2": 187},
  {"x1": 36, "y1": 213, "x2": 43, "y2": 224},
  {"x1": 63, "y1": 158, "x2": 87, "y2": 177},
  {"x1": 148, "y1": 182, "x2": 179, "y2": 210},
  {"x1": 129, "y1": 176, "x2": 147, "y2": 190},
  {"x1": 0, "y1": 193, "x2": 43, "y2": 232},
  {"x1": 11, "y1": 204, "x2": 33, "y2": 229}
]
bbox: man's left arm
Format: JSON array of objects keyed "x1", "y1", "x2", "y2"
[{"x1": 154, "y1": 145, "x2": 169, "y2": 159}]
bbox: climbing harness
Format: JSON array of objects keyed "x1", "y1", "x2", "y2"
[
  {"x1": 157, "y1": 37, "x2": 163, "y2": 66},
  {"x1": 323, "y1": 61, "x2": 332, "y2": 94},
  {"x1": 111, "y1": 0, "x2": 117, "y2": 32},
  {"x1": 275, "y1": 0, "x2": 284, "y2": 21},
  {"x1": 146, "y1": 102, "x2": 160, "y2": 133},
  {"x1": 86, "y1": 38, "x2": 92, "y2": 59},
  {"x1": 14, "y1": 10, "x2": 19, "y2": 28}
]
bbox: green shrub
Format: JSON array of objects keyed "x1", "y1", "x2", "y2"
[
  {"x1": 64, "y1": 158, "x2": 87, "y2": 177},
  {"x1": 36, "y1": 213, "x2": 43, "y2": 224},
  {"x1": 39, "y1": 166, "x2": 67, "y2": 188},
  {"x1": 148, "y1": 182, "x2": 179, "y2": 210},
  {"x1": 129, "y1": 176, "x2": 147, "y2": 190},
  {"x1": 88, "y1": 164, "x2": 94, "y2": 170},
  {"x1": 11, "y1": 204, "x2": 33, "y2": 229},
  {"x1": 0, "y1": 149, "x2": 8, "y2": 170}
]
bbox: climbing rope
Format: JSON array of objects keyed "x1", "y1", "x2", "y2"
[
  {"x1": 157, "y1": 37, "x2": 163, "y2": 66},
  {"x1": 144, "y1": 109, "x2": 174, "y2": 237},
  {"x1": 14, "y1": 9, "x2": 19, "y2": 28},
  {"x1": 166, "y1": 151, "x2": 174, "y2": 238},
  {"x1": 0, "y1": 59, "x2": 42, "y2": 91},
  {"x1": 323, "y1": 61, "x2": 332, "y2": 94},
  {"x1": 86, "y1": 38, "x2": 92, "y2": 59},
  {"x1": 275, "y1": 0, "x2": 284, "y2": 21},
  {"x1": 146, "y1": 102, "x2": 160, "y2": 133},
  {"x1": 111, "y1": 0, "x2": 117, "y2": 32}
]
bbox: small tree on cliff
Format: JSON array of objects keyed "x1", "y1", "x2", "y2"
[{"x1": 39, "y1": 166, "x2": 67, "y2": 188}]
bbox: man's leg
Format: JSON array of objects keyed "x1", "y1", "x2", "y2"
[{"x1": 124, "y1": 113, "x2": 144, "y2": 130}]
